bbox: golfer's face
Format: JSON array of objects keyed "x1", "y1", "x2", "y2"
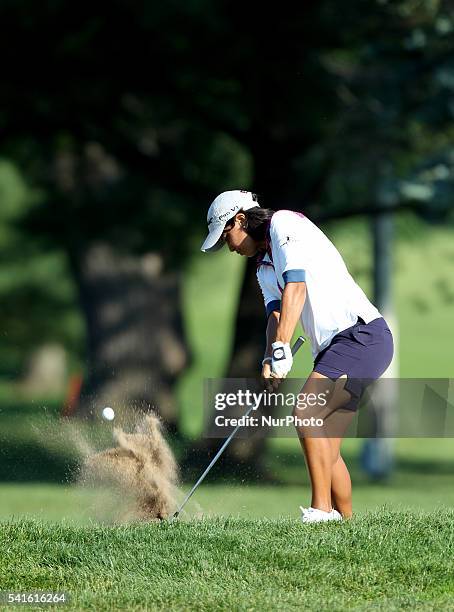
[{"x1": 222, "y1": 218, "x2": 258, "y2": 257}]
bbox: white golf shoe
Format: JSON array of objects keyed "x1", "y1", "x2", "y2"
[{"x1": 300, "y1": 506, "x2": 343, "y2": 523}]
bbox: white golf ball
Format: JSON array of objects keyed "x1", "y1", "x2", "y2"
[{"x1": 102, "y1": 406, "x2": 115, "y2": 421}]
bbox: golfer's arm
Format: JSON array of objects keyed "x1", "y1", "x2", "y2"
[
  {"x1": 265, "y1": 310, "x2": 280, "y2": 359},
  {"x1": 275, "y1": 282, "x2": 306, "y2": 344}
]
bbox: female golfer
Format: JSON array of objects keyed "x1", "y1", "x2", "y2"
[{"x1": 201, "y1": 190, "x2": 394, "y2": 522}]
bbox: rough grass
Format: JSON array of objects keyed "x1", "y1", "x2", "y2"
[{"x1": 1, "y1": 511, "x2": 453, "y2": 611}]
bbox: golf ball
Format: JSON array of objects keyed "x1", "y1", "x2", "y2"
[{"x1": 102, "y1": 406, "x2": 115, "y2": 421}]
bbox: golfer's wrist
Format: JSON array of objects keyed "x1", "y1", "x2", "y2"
[
  {"x1": 261, "y1": 356, "x2": 272, "y2": 367},
  {"x1": 275, "y1": 327, "x2": 292, "y2": 344}
]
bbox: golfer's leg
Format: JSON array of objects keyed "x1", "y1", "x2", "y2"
[
  {"x1": 302, "y1": 436, "x2": 352, "y2": 516},
  {"x1": 295, "y1": 371, "x2": 352, "y2": 513},
  {"x1": 301, "y1": 436, "x2": 333, "y2": 512},
  {"x1": 328, "y1": 432, "x2": 352, "y2": 517},
  {"x1": 331, "y1": 453, "x2": 352, "y2": 517},
  {"x1": 328, "y1": 405, "x2": 354, "y2": 518},
  {"x1": 322, "y1": 376, "x2": 354, "y2": 517}
]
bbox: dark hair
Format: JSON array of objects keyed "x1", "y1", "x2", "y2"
[
  {"x1": 242, "y1": 206, "x2": 275, "y2": 241},
  {"x1": 224, "y1": 194, "x2": 275, "y2": 242}
]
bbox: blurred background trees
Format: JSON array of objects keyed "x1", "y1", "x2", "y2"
[{"x1": 0, "y1": 0, "x2": 453, "y2": 455}]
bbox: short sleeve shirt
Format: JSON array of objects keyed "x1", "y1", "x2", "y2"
[{"x1": 256, "y1": 210, "x2": 381, "y2": 358}]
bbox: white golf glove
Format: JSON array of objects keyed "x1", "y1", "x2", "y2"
[{"x1": 271, "y1": 341, "x2": 293, "y2": 378}]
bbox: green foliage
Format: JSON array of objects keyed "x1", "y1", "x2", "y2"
[
  {"x1": 0, "y1": 0, "x2": 452, "y2": 380},
  {"x1": 0, "y1": 162, "x2": 84, "y2": 377},
  {"x1": 316, "y1": 0, "x2": 454, "y2": 219},
  {"x1": 1, "y1": 1, "x2": 452, "y2": 231},
  {"x1": 0, "y1": 0, "x2": 259, "y2": 267}
]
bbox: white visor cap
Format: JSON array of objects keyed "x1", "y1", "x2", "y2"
[{"x1": 200, "y1": 190, "x2": 260, "y2": 253}]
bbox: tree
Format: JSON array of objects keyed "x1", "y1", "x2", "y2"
[
  {"x1": 0, "y1": 1, "x2": 252, "y2": 425},
  {"x1": 1, "y1": 0, "x2": 452, "y2": 448}
]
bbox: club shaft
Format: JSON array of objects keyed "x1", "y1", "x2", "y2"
[
  {"x1": 172, "y1": 335, "x2": 305, "y2": 518},
  {"x1": 173, "y1": 401, "x2": 258, "y2": 517}
]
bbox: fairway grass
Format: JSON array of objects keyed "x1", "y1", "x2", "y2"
[
  {"x1": 1, "y1": 475, "x2": 454, "y2": 525},
  {"x1": 1, "y1": 512, "x2": 453, "y2": 611}
]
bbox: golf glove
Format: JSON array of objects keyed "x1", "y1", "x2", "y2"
[{"x1": 271, "y1": 341, "x2": 293, "y2": 378}]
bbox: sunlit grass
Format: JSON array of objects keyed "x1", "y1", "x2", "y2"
[{"x1": 1, "y1": 512, "x2": 453, "y2": 610}]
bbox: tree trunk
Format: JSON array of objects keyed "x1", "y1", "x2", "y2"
[{"x1": 70, "y1": 242, "x2": 190, "y2": 432}]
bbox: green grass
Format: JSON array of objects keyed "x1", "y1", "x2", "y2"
[
  {"x1": 1, "y1": 473, "x2": 454, "y2": 526},
  {"x1": 1, "y1": 436, "x2": 453, "y2": 523},
  {"x1": 1, "y1": 512, "x2": 453, "y2": 611}
]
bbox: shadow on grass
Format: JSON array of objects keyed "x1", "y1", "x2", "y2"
[
  {"x1": 178, "y1": 442, "x2": 454, "y2": 486},
  {"x1": 0, "y1": 396, "x2": 78, "y2": 482},
  {"x1": 0, "y1": 440, "x2": 78, "y2": 483}
]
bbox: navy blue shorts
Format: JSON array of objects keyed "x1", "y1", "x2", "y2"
[{"x1": 313, "y1": 317, "x2": 394, "y2": 411}]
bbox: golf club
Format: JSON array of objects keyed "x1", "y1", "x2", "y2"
[{"x1": 172, "y1": 335, "x2": 305, "y2": 519}]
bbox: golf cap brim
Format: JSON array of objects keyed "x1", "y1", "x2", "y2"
[
  {"x1": 200, "y1": 226, "x2": 225, "y2": 253},
  {"x1": 200, "y1": 190, "x2": 260, "y2": 253}
]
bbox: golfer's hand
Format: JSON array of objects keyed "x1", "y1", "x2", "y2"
[
  {"x1": 261, "y1": 361, "x2": 274, "y2": 392},
  {"x1": 271, "y1": 341, "x2": 293, "y2": 378},
  {"x1": 262, "y1": 362, "x2": 285, "y2": 391}
]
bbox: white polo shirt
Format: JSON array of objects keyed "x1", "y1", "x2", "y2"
[{"x1": 256, "y1": 210, "x2": 382, "y2": 359}]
